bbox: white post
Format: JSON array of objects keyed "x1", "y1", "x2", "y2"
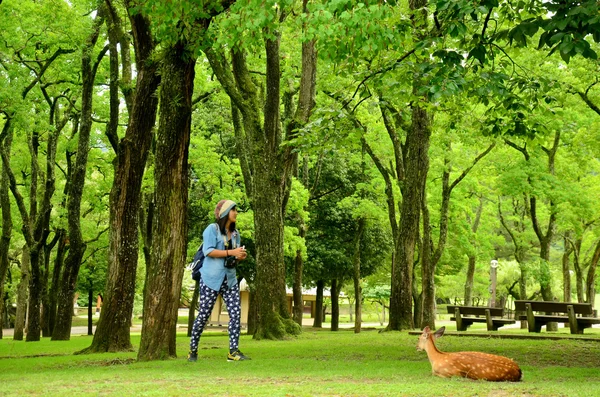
[{"x1": 490, "y1": 260, "x2": 499, "y2": 307}]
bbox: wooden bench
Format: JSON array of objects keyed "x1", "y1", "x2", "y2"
[
  {"x1": 447, "y1": 305, "x2": 516, "y2": 331},
  {"x1": 514, "y1": 300, "x2": 600, "y2": 334}
]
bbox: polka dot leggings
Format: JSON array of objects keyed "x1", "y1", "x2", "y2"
[{"x1": 189, "y1": 279, "x2": 241, "y2": 353}]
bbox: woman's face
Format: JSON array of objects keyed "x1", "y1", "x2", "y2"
[{"x1": 228, "y1": 207, "x2": 238, "y2": 223}]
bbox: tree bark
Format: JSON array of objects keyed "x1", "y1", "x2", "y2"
[
  {"x1": 562, "y1": 236, "x2": 573, "y2": 302},
  {"x1": 13, "y1": 247, "x2": 29, "y2": 341},
  {"x1": 570, "y1": 238, "x2": 585, "y2": 302},
  {"x1": 53, "y1": 9, "x2": 105, "y2": 340},
  {"x1": 47, "y1": 229, "x2": 66, "y2": 336},
  {"x1": 313, "y1": 280, "x2": 324, "y2": 328},
  {"x1": 292, "y1": 227, "x2": 305, "y2": 326},
  {"x1": 353, "y1": 219, "x2": 365, "y2": 333},
  {"x1": 87, "y1": 288, "x2": 93, "y2": 336},
  {"x1": 586, "y1": 239, "x2": 600, "y2": 307},
  {"x1": 138, "y1": 42, "x2": 194, "y2": 361},
  {"x1": 206, "y1": 3, "x2": 315, "y2": 339},
  {"x1": 187, "y1": 280, "x2": 199, "y2": 337},
  {"x1": 420, "y1": 192, "x2": 434, "y2": 329},
  {"x1": 387, "y1": 0, "x2": 431, "y2": 331},
  {"x1": 80, "y1": 8, "x2": 160, "y2": 353},
  {"x1": 0, "y1": 120, "x2": 12, "y2": 338},
  {"x1": 389, "y1": 104, "x2": 431, "y2": 330},
  {"x1": 331, "y1": 279, "x2": 339, "y2": 331}
]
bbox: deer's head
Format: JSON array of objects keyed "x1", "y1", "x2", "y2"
[{"x1": 417, "y1": 326, "x2": 445, "y2": 351}]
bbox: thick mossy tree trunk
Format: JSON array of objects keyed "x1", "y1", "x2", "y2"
[
  {"x1": 389, "y1": 104, "x2": 431, "y2": 331},
  {"x1": 80, "y1": 9, "x2": 159, "y2": 354},
  {"x1": 253, "y1": 158, "x2": 292, "y2": 338},
  {"x1": 387, "y1": 0, "x2": 432, "y2": 331},
  {"x1": 138, "y1": 43, "x2": 194, "y2": 361},
  {"x1": 53, "y1": 9, "x2": 105, "y2": 341},
  {"x1": 206, "y1": 20, "x2": 315, "y2": 339},
  {"x1": 0, "y1": 121, "x2": 12, "y2": 339}
]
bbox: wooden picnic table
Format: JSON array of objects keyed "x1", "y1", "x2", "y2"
[
  {"x1": 514, "y1": 300, "x2": 600, "y2": 334},
  {"x1": 447, "y1": 305, "x2": 515, "y2": 331}
]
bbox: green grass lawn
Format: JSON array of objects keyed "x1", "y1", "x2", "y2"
[{"x1": 1, "y1": 327, "x2": 600, "y2": 396}]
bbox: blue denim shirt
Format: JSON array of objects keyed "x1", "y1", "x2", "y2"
[{"x1": 200, "y1": 223, "x2": 240, "y2": 291}]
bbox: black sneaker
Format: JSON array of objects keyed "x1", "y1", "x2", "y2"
[
  {"x1": 187, "y1": 351, "x2": 198, "y2": 362},
  {"x1": 227, "y1": 349, "x2": 251, "y2": 361}
]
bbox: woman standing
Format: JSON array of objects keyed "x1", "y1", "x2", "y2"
[{"x1": 188, "y1": 199, "x2": 250, "y2": 362}]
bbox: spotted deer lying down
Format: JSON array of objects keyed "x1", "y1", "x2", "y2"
[{"x1": 417, "y1": 326, "x2": 522, "y2": 382}]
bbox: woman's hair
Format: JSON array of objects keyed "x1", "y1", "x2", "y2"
[{"x1": 216, "y1": 206, "x2": 236, "y2": 235}]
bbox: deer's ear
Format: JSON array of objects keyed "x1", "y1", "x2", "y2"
[
  {"x1": 433, "y1": 326, "x2": 445, "y2": 339},
  {"x1": 422, "y1": 326, "x2": 431, "y2": 333}
]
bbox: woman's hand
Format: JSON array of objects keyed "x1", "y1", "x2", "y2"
[{"x1": 230, "y1": 246, "x2": 247, "y2": 260}]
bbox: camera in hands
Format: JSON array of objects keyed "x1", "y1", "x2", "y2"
[{"x1": 224, "y1": 255, "x2": 237, "y2": 268}]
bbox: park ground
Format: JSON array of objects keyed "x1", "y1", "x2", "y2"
[{"x1": 1, "y1": 319, "x2": 600, "y2": 397}]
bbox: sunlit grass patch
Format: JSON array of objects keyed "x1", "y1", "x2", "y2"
[{"x1": 1, "y1": 328, "x2": 599, "y2": 396}]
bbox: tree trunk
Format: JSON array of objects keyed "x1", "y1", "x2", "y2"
[
  {"x1": 464, "y1": 255, "x2": 476, "y2": 306},
  {"x1": 138, "y1": 44, "x2": 194, "y2": 361},
  {"x1": 41, "y1": 233, "x2": 59, "y2": 337},
  {"x1": 413, "y1": 290, "x2": 423, "y2": 329},
  {"x1": 247, "y1": 289, "x2": 257, "y2": 335},
  {"x1": 292, "y1": 246, "x2": 304, "y2": 327},
  {"x1": 0, "y1": 122, "x2": 13, "y2": 338},
  {"x1": 47, "y1": 229, "x2": 66, "y2": 336},
  {"x1": 518, "y1": 265, "x2": 528, "y2": 329},
  {"x1": 388, "y1": 0, "x2": 431, "y2": 331},
  {"x1": 187, "y1": 280, "x2": 199, "y2": 337},
  {"x1": 14, "y1": 247, "x2": 29, "y2": 341},
  {"x1": 313, "y1": 280, "x2": 324, "y2": 328},
  {"x1": 253, "y1": 168, "x2": 291, "y2": 338},
  {"x1": 540, "y1": 242, "x2": 558, "y2": 331},
  {"x1": 80, "y1": 9, "x2": 159, "y2": 353},
  {"x1": 572, "y1": 238, "x2": 584, "y2": 302},
  {"x1": 292, "y1": 219, "x2": 306, "y2": 326},
  {"x1": 1, "y1": 122, "x2": 54, "y2": 341},
  {"x1": 52, "y1": 9, "x2": 105, "y2": 340},
  {"x1": 423, "y1": 143, "x2": 494, "y2": 328},
  {"x1": 87, "y1": 288, "x2": 93, "y2": 336},
  {"x1": 353, "y1": 219, "x2": 365, "y2": 333},
  {"x1": 331, "y1": 279, "x2": 339, "y2": 331},
  {"x1": 389, "y1": 105, "x2": 430, "y2": 330},
  {"x1": 40, "y1": 248, "x2": 50, "y2": 337},
  {"x1": 26, "y1": 251, "x2": 43, "y2": 341},
  {"x1": 562, "y1": 236, "x2": 572, "y2": 302},
  {"x1": 586, "y1": 239, "x2": 600, "y2": 307},
  {"x1": 205, "y1": 4, "x2": 315, "y2": 339},
  {"x1": 421, "y1": 191, "x2": 434, "y2": 329}
]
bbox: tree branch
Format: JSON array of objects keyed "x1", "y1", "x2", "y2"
[{"x1": 448, "y1": 142, "x2": 496, "y2": 193}]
